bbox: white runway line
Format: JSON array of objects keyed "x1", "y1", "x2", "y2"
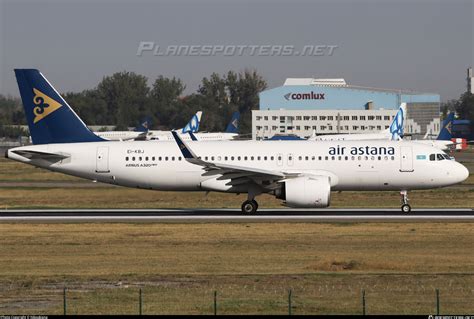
[{"x1": 1, "y1": 215, "x2": 474, "y2": 221}]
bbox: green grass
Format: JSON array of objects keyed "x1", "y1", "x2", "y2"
[{"x1": 0, "y1": 223, "x2": 473, "y2": 314}]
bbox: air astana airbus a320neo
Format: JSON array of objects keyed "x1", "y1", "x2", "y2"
[{"x1": 7, "y1": 69, "x2": 469, "y2": 213}]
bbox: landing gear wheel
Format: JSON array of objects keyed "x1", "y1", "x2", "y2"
[
  {"x1": 242, "y1": 200, "x2": 258, "y2": 214},
  {"x1": 251, "y1": 199, "x2": 259, "y2": 210},
  {"x1": 401, "y1": 204, "x2": 411, "y2": 213}
]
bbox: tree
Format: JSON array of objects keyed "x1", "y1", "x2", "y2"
[
  {"x1": 97, "y1": 72, "x2": 149, "y2": 129},
  {"x1": 149, "y1": 76, "x2": 187, "y2": 129}
]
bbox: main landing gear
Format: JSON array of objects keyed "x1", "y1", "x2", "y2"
[
  {"x1": 241, "y1": 186, "x2": 261, "y2": 214},
  {"x1": 241, "y1": 199, "x2": 259, "y2": 214},
  {"x1": 400, "y1": 190, "x2": 411, "y2": 213}
]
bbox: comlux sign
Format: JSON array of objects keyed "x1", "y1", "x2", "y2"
[{"x1": 284, "y1": 91, "x2": 326, "y2": 101}]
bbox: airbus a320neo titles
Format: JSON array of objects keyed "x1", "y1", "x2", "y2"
[{"x1": 6, "y1": 69, "x2": 469, "y2": 213}]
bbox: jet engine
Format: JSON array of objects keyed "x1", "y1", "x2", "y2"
[{"x1": 276, "y1": 176, "x2": 331, "y2": 208}]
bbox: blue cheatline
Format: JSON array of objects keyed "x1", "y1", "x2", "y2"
[{"x1": 14, "y1": 69, "x2": 105, "y2": 145}]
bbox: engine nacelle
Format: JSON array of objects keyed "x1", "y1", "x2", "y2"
[{"x1": 279, "y1": 176, "x2": 331, "y2": 208}]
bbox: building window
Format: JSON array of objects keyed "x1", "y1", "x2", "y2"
[
  {"x1": 327, "y1": 116, "x2": 334, "y2": 120},
  {"x1": 352, "y1": 116, "x2": 358, "y2": 120},
  {"x1": 376, "y1": 116, "x2": 382, "y2": 120},
  {"x1": 343, "y1": 116, "x2": 349, "y2": 120},
  {"x1": 311, "y1": 116, "x2": 317, "y2": 120},
  {"x1": 303, "y1": 116, "x2": 310, "y2": 121},
  {"x1": 296, "y1": 116, "x2": 302, "y2": 120},
  {"x1": 368, "y1": 116, "x2": 375, "y2": 120},
  {"x1": 360, "y1": 116, "x2": 366, "y2": 120},
  {"x1": 256, "y1": 116, "x2": 262, "y2": 121},
  {"x1": 384, "y1": 116, "x2": 390, "y2": 121},
  {"x1": 264, "y1": 116, "x2": 268, "y2": 120}
]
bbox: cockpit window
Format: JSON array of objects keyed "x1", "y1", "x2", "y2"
[
  {"x1": 442, "y1": 154, "x2": 450, "y2": 160},
  {"x1": 437, "y1": 154, "x2": 445, "y2": 161},
  {"x1": 429, "y1": 154, "x2": 436, "y2": 161}
]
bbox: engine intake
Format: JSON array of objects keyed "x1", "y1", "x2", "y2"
[{"x1": 278, "y1": 176, "x2": 331, "y2": 208}]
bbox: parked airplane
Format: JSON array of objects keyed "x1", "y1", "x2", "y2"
[
  {"x1": 9, "y1": 69, "x2": 469, "y2": 214},
  {"x1": 95, "y1": 117, "x2": 151, "y2": 141},
  {"x1": 412, "y1": 113, "x2": 455, "y2": 151},
  {"x1": 147, "y1": 111, "x2": 240, "y2": 141},
  {"x1": 308, "y1": 103, "x2": 406, "y2": 142},
  {"x1": 96, "y1": 112, "x2": 202, "y2": 141}
]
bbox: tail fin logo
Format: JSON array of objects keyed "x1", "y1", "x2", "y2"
[
  {"x1": 445, "y1": 121, "x2": 452, "y2": 135},
  {"x1": 32, "y1": 88, "x2": 63, "y2": 123}
]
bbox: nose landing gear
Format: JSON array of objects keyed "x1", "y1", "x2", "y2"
[{"x1": 400, "y1": 190, "x2": 411, "y2": 213}]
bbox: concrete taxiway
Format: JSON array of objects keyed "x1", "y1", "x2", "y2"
[{"x1": 0, "y1": 208, "x2": 472, "y2": 222}]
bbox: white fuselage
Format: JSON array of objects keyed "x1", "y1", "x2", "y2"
[{"x1": 7, "y1": 140, "x2": 468, "y2": 194}]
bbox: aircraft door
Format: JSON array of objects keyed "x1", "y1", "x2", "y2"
[
  {"x1": 400, "y1": 146, "x2": 414, "y2": 172},
  {"x1": 96, "y1": 146, "x2": 110, "y2": 173},
  {"x1": 287, "y1": 153, "x2": 294, "y2": 166}
]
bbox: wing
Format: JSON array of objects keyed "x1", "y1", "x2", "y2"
[{"x1": 171, "y1": 131, "x2": 298, "y2": 189}]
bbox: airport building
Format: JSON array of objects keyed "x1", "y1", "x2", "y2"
[{"x1": 252, "y1": 78, "x2": 441, "y2": 140}]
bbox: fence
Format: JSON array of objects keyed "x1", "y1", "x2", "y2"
[{"x1": 50, "y1": 287, "x2": 444, "y2": 315}]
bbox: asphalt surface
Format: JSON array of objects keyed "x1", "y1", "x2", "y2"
[{"x1": 0, "y1": 208, "x2": 473, "y2": 222}]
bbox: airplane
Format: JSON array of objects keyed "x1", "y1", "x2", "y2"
[
  {"x1": 96, "y1": 112, "x2": 202, "y2": 141},
  {"x1": 95, "y1": 117, "x2": 151, "y2": 141},
  {"x1": 307, "y1": 103, "x2": 406, "y2": 142},
  {"x1": 8, "y1": 69, "x2": 469, "y2": 214},
  {"x1": 147, "y1": 111, "x2": 240, "y2": 141},
  {"x1": 411, "y1": 113, "x2": 455, "y2": 151}
]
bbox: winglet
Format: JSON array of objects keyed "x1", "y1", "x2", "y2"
[
  {"x1": 188, "y1": 131, "x2": 198, "y2": 141},
  {"x1": 171, "y1": 131, "x2": 198, "y2": 160}
]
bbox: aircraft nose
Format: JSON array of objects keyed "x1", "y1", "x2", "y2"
[{"x1": 454, "y1": 162, "x2": 469, "y2": 183}]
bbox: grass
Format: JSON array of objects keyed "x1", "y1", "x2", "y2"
[{"x1": 0, "y1": 222, "x2": 473, "y2": 314}]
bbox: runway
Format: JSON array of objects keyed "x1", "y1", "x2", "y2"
[{"x1": 0, "y1": 208, "x2": 473, "y2": 222}]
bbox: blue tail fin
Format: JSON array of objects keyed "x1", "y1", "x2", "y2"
[
  {"x1": 135, "y1": 116, "x2": 152, "y2": 132},
  {"x1": 225, "y1": 111, "x2": 240, "y2": 133},
  {"x1": 14, "y1": 69, "x2": 104, "y2": 145},
  {"x1": 437, "y1": 112, "x2": 454, "y2": 140},
  {"x1": 181, "y1": 111, "x2": 202, "y2": 133},
  {"x1": 388, "y1": 103, "x2": 406, "y2": 140}
]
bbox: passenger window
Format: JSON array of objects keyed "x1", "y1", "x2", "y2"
[
  {"x1": 244, "y1": 156, "x2": 248, "y2": 160},
  {"x1": 391, "y1": 156, "x2": 395, "y2": 160},
  {"x1": 312, "y1": 156, "x2": 315, "y2": 160},
  {"x1": 139, "y1": 157, "x2": 142, "y2": 161},
  {"x1": 159, "y1": 157, "x2": 162, "y2": 161},
  {"x1": 217, "y1": 156, "x2": 221, "y2": 161},
  {"x1": 225, "y1": 156, "x2": 228, "y2": 161},
  {"x1": 251, "y1": 156, "x2": 254, "y2": 161},
  {"x1": 238, "y1": 156, "x2": 241, "y2": 161},
  {"x1": 132, "y1": 157, "x2": 135, "y2": 161},
  {"x1": 152, "y1": 156, "x2": 155, "y2": 161},
  {"x1": 145, "y1": 157, "x2": 149, "y2": 161},
  {"x1": 231, "y1": 156, "x2": 234, "y2": 160},
  {"x1": 257, "y1": 156, "x2": 260, "y2": 161},
  {"x1": 384, "y1": 156, "x2": 388, "y2": 161},
  {"x1": 165, "y1": 156, "x2": 168, "y2": 161},
  {"x1": 338, "y1": 156, "x2": 342, "y2": 160},
  {"x1": 345, "y1": 156, "x2": 348, "y2": 161},
  {"x1": 172, "y1": 156, "x2": 175, "y2": 161},
  {"x1": 298, "y1": 156, "x2": 302, "y2": 161},
  {"x1": 351, "y1": 156, "x2": 355, "y2": 160},
  {"x1": 318, "y1": 156, "x2": 322, "y2": 161},
  {"x1": 305, "y1": 156, "x2": 309, "y2": 161},
  {"x1": 178, "y1": 157, "x2": 182, "y2": 161},
  {"x1": 378, "y1": 156, "x2": 381, "y2": 161},
  {"x1": 271, "y1": 156, "x2": 274, "y2": 160},
  {"x1": 205, "y1": 156, "x2": 208, "y2": 161},
  {"x1": 325, "y1": 156, "x2": 328, "y2": 160},
  {"x1": 331, "y1": 156, "x2": 335, "y2": 161},
  {"x1": 264, "y1": 156, "x2": 267, "y2": 161},
  {"x1": 125, "y1": 157, "x2": 129, "y2": 161}
]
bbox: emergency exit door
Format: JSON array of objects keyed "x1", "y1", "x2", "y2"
[{"x1": 96, "y1": 146, "x2": 110, "y2": 173}]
